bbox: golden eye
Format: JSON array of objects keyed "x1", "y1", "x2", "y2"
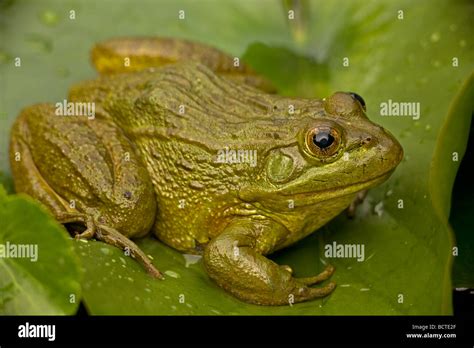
[{"x1": 305, "y1": 127, "x2": 341, "y2": 157}]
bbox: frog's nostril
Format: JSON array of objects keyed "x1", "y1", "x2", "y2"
[{"x1": 361, "y1": 136, "x2": 372, "y2": 146}]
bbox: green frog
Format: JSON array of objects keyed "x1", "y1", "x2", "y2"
[{"x1": 9, "y1": 37, "x2": 403, "y2": 305}]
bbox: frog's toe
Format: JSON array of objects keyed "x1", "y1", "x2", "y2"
[
  {"x1": 96, "y1": 224, "x2": 164, "y2": 279},
  {"x1": 57, "y1": 212, "x2": 96, "y2": 239},
  {"x1": 280, "y1": 264, "x2": 293, "y2": 275},
  {"x1": 296, "y1": 264, "x2": 335, "y2": 286},
  {"x1": 73, "y1": 217, "x2": 96, "y2": 239},
  {"x1": 74, "y1": 227, "x2": 95, "y2": 240},
  {"x1": 293, "y1": 281, "x2": 337, "y2": 302}
]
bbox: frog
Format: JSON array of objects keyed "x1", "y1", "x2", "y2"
[{"x1": 9, "y1": 37, "x2": 403, "y2": 306}]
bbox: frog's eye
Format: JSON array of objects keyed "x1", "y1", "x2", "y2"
[
  {"x1": 349, "y1": 92, "x2": 366, "y2": 111},
  {"x1": 305, "y1": 127, "x2": 341, "y2": 157}
]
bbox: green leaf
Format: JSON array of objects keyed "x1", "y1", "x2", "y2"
[
  {"x1": 0, "y1": 187, "x2": 82, "y2": 314},
  {"x1": 0, "y1": 171, "x2": 14, "y2": 194},
  {"x1": 1, "y1": 0, "x2": 473, "y2": 315}
]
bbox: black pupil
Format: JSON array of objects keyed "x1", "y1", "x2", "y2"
[{"x1": 313, "y1": 132, "x2": 334, "y2": 149}]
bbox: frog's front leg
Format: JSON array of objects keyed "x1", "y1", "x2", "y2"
[
  {"x1": 346, "y1": 190, "x2": 368, "y2": 218},
  {"x1": 9, "y1": 104, "x2": 162, "y2": 278},
  {"x1": 203, "y1": 218, "x2": 335, "y2": 305}
]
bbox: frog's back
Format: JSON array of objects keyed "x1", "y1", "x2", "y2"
[{"x1": 69, "y1": 62, "x2": 323, "y2": 152}]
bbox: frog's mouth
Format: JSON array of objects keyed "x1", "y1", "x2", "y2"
[{"x1": 284, "y1": 170, "x2": 394, "y2": 206}]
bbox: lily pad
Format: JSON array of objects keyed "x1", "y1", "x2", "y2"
[
  {"x1": 0, "y1": 186, "x2": 81, "y2": 314},
  {"x1": 1, "y1": 0, "x2": 473, "y2": 315}
]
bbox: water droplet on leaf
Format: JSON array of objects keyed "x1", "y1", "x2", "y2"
[{"x1": 39, "y1": 10, "x2": 59, "y2": 26}]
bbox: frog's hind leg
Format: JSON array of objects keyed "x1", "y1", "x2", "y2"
[
  {"x1": 91, "y1": 37, "x2": 275, "y2": 92},
  {"x1": 60, "y1": 211, "x2": 162, "y2": 279},
  {"x1": 58, "y1": 212, "x2": 162, "y2": 279},
  {"x1": 9, "y1": 104, "x2": 163, "y2": 279}
]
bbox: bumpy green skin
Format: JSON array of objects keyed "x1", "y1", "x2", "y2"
[{"x1": 9, "y1": 39, "x2": 403, "y2": 305}]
